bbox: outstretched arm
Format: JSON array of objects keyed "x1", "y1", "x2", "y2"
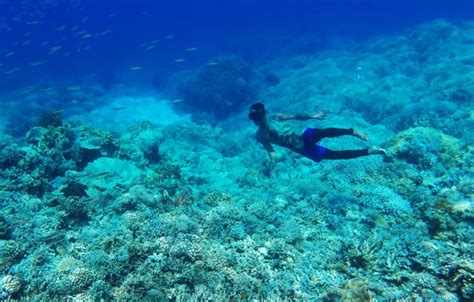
[
  {"x1": 261, "y1": 142, "x2": 277, "y2": 168},
  {"x1": 273, "y1": 110, "x2": 329, "y2": 121}
]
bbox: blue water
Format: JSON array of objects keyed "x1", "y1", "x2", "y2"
[
  {"x1": 1, "y1": 0, "x2": 474, "y2": 300},
  {"x1": 1, "y1": 0, "x2": 473, "y2": 92}
]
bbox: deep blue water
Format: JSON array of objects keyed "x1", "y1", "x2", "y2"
[{"x1": 1, "y1": 0, "x2": 473, "y2": 93}]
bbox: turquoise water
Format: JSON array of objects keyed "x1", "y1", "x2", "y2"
[{"x1": 0, "y1": 0, "x2": 474, "y2": 300}]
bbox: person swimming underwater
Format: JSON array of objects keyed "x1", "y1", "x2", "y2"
[{"x1": 248, "y1": 103, "x2": 387, "y2": 168}]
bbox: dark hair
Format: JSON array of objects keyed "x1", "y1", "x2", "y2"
[
  {"x1": 248, "y1": 103, "x2": 266, "y2": 121},
  {"x1": 250, "y1": 103, "x2": 265, "y2": 111}
]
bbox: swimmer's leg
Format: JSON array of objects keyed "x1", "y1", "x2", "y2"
[
  {"x1": 323, "y1": 148, "x2": 369, "y2": 160},
  {"x1": 308, "y1": 128, "x2": 355, "y2": 141},
  {"x1": 322, "y1": 147, "x2": 386, "y2": 160}
]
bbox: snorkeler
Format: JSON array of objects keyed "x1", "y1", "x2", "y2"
[{"x1": 248, "y1": 103, "x2": 387, "y2": 168}]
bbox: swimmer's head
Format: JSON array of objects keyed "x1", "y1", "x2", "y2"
[{"x1": 248, "y1": 103, "x2": 266, "y2": 125}]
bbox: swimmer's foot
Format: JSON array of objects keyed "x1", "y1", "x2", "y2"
[
  {"x1": 368, "y1": 147, "x2": 387, "y2": 156},
  {"x1": 353, "y1": 130, "x2": 368, "y2": 141}
]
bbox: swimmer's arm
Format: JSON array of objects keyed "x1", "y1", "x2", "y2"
[
  {"x1": 273, "y1": 111, "x2": 328, "y2": 121},
  {"x1": 262, "y1": 143, "x2": 276, "y2": 164}
]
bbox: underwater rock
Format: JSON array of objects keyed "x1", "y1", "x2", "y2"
[
  {"x1": 387, "y1": 126, "x2": 463, "y2": 170},
  {"x1": 0, "y1": 275, "x2": 22, "y2": 300},
  {"x1": 177, "y1": 56, "x2": 259, "y2": 120},
  {"x1": 0, "y1": 215, "x2": 9, "y2": 239},
  {"x1": 449, "y1": 87, "x2": 473, "y2": 104},
  {"x1": 263, "y1": 71, "x2": 280, "y2": 86},
  {"x1": 203, "y1": 191, "x2": 233, "y2": 206},
  {"x1": 0, "y1": 144, "x2": 25, "y2": 170},
  {"x1": 169, "y1": 234, "x2": 202, "y2": 262},
  {"x1": 344, "y1": 279, "x2": 374, "y2": 302},
  {"x1": 123, "y1": 211, "x2": 146, "y2": 232},
  {"x1": 0, "y1": 240, "x2": 25, "y2": 272},
  {"x1": 25, "y1": 127, "x2": 47, "y2": 145},
  {"x1": 48, "y1": 267, "x2": 96, "y2": 296},
  {"x1": 60, "y1": 180, "x2": 88, "y2": 198},
  {"x1": 25, "y1": 125, "x2": 76, "y2": 179},
  {"x1": 116, "y1": 185, "x2": 161, "y2": 212},
  {"x1": 60, "y1": 196, "x2": 90, "y2": 220},
  {"x1": 118, "y1": 121, "x2": 163, "y2": 167},
  {"x1": 37, "y1": 110, "x2": 63, "y2": 128},
  {"x1": 79, "y1": 157, "x2": 142, "y2": 197},
  {"x1": 74, "y1": 124, "x2": 119, "y2": 169},
  {"x1": 408, "y1": 19, "x2": 458, "y2": 60},
  {"x1": 145, "y1": 162, "x2": 183, "y2": 196}
]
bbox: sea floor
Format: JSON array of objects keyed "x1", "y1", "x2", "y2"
[{"x1": 0, "y1": 19, "x2": 473, "y2": 300}]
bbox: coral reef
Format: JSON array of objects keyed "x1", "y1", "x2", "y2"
[{"x1": 0, "y1": 19, "x2": 472, "y2": 301}]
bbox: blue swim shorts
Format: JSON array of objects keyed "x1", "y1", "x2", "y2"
[{"x1": 302, "y1": 128, "x2": 327, "y2": 162}]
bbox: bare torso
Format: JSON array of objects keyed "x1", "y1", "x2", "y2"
[{"x1": 256, "y1": 118, "x2": 304, "y2": 153}]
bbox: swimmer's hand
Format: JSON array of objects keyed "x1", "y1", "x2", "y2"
[
  {"x1": 313, "y1": 109, "x2": 330, "y2": 120},
  {"x1": 265, "y1": 152, "x2": 283, "y2": 173}
]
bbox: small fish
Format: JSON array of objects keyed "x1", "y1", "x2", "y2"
[
  {"x1": 82, "y1": 16, "x2": 88, "y2": 23},
  {"x1": 26, "y1": 21, "x2": 39, "y2": 25},
  {"x1": 98, "y1": 30, "x2": 112, "y2": 36},
  {"x1": 41, "y1": 41, "x2": 50, "y2": 46},
  {"x1": 145, "y1": 45, "x2": 156, "y2": 51},
  {"x1": 71, "y1": 26, "x2": 79, "y2": 31},
  {"x1": 170, "y1": 98, "x2": 184, "y2": 103},
  {"x1": 24, "y1": 32, "x2": 32, "y2": 37},
  {"x1": 108, "y1": 12, "x2": 118, "y2": 18},
  {"x1": 130, "y1": 66, "x2": 143, "y2": 71},
  {"x1": 164, "y1": 35, "x2": 174, "y2": 39},
  {"x1": 139, "y1": 42, "x2": 148, "y2": 48},
  {"x1": 113, "y1": 106, "x2": 126, "y2": 111},
  {"x1": 82, "y1": 34, "x2": 92, "y2": 39},
  {"x1": 92, "y1": 172, "x2": 112, "y2": 179},
  {"x1": 21, "y1": 40, "x2": 31, "y2": 46},
  {"x1": 79, "y1": 172, "x2": 91, "y2": 178},
  {"x1": 41, "y1": 232, "x2": 65, "y2": 244},
  {"x1": 52, "y1": 109, "x2": 65, "y2": 114},
  {"x1": 4, "y1": 67, "x2": 21, "y2": 74},
  {"x1": 63, "y1": 52, "x2": 72, "y2": 56},
  {"x1": 20, "y1": 88, "x2": 33, "y2": 94},
  {"x1": 207, "y1": 62, "x2": 218, "y2": 66},
  {"x1": 7, "y1": 219, "x2": 29, "y2": 230},
  {"x1": 48, "y1": 46, "x2": 61, "y2": 54},
  {"x1": 56, "y1": 25, "x2": 66, "y2": 31},
  {"x1": 5, "y1": 51, "x2": 14, "y2": 57},
  {"x1": 174, "y1": 58, "x2": 185, "y2": 63},
  {"x1": 67, "y1": 86, "x2": 81, "y2": 91},
  {"x1": 185, "y1": 47, "x2": 197, "y2": 51},
  {"x1": 29, "y1": 60, "x2": 47, "y2": 66}
]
